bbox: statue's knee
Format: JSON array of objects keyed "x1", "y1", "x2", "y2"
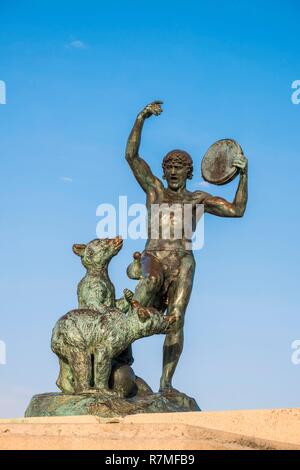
[
  {"x1": 164, "y1": 327, "x2": 184, "y2": 354},
  {"x1": 173, "y1": 316, "x2": 184, "y2": 331},
  {"x1": 168, "y1": 310, "x2": 185, "y2": 331}
]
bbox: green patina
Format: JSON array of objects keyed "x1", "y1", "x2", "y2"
[{"x1": 25, "y1": 101, "x2": 248, "y2": 417}]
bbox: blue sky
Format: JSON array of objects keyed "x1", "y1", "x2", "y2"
[{"x1": 0, "y1": 0, "x2": 299, "y2": 417}]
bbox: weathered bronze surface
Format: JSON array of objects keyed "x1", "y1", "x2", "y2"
[
  {"x1": 73, "y1": 236, "x2": 131, "y2": 312},
  {"x1": 125, "y1": 101, "x2": 248, "y2": 393},
  {"x1": 201, "y1": 138, "x2": 243, "y2": 185},
  {"x1": 51, "y1": 304, "x2": 174, "y2": 395},
  {"x1": 72, "y1": 236, "x2": 135, "y2": 374},
  {"x1": 25, "y1": 389, "x2": 200, "y2": 418},
  {"x1": 25, "y1": 100, "x2": 248, "y2": 417},
  {"x1": 51, "y1": 236, "x2": 176, "y2": 396}
]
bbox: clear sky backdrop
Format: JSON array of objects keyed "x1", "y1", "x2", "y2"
[{"x1": 0, "y1": 0, "x2": 299, "y2": 417}]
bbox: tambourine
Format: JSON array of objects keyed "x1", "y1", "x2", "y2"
[{"x1": 201, "y1": 139, "x2": 243, "y2": 185}]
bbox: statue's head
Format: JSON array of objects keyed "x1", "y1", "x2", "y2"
[
  {"x1": 72, "y1": 236, "x2": 123, "y2": 270},
  {"x1": 162, "y1": 149, "x2": 193, "y2": 190}
]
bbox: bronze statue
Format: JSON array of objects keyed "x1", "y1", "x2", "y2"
[
  {"x1": 51, "y1": 236, "x2": 177, "y2": 396},
  {"x1": 125, "y1": 101, "x2": 248, "y2": 392}
]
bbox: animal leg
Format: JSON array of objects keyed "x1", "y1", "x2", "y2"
[
  {"x1": 69, "y1": 350, "x2": 92, "y2": 394},
  {"x1": 56, "y1": 358, "x2": 75, "y2": 394},
  {"x1": 94, "y1": 350, "x2": 114, "y2": 394}
]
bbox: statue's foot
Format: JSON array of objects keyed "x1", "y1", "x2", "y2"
[
  {"x1": 159, "y1": 379, "x2": 183, "y2": 394},
  {"x1": 159, "y1": 382, "x2": 175, "y2": 394}
]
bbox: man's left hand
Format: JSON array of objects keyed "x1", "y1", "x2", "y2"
[{"x1": 233, "y1": 153, "x2": 248, "y2": 174}]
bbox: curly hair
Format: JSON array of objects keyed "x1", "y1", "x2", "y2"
[{"x1": 162, "y1": 149, "x2": 193, "y2": 180}]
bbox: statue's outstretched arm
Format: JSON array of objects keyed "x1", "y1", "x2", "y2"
[
  {"x1": 204, "y1": 154, "x2": 248, "y2": 218},
  {"x1": 125, "y1": 101, "x2": 164, "y2": 193}
]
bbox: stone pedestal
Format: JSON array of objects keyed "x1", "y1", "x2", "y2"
[
  {"x1": 2, "y1": 409, "x2": 300, "y2": 450},
  {"x1": 25, "y1": 390, "x2": 200, "y2": 418}
]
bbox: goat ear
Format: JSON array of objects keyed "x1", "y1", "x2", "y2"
[{"x1": 72, "y1": 244, "x2": 86, "y2": 257}]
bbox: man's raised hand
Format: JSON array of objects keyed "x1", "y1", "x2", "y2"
[
  {"x1": 138, "y1": 101, "x2": 163, "y2": 120},
  {"x1": 233, "y1": 153, "x2": 248, "y2": 174}
]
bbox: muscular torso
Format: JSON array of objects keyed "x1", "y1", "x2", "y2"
[{"x1": 145, "y1": 183, "x2": 208, "y2": 252}]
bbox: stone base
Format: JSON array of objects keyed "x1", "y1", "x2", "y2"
[
  {"x1": 2, "y1": 409, "x2": 300, "y2": 450},
  {"x1": 25, "y1": 390, "x2": 200, "y2": 418}
]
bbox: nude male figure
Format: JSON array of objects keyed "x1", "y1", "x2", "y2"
[{"x1": 125, "y1": 101, "x2": 248, "y2": 392}]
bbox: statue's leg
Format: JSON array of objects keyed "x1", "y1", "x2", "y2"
[
  {"x1": 112, "y1": 253, "x2": 163, "y2": 387},
  {"x1": 56, "y1": 358, "x2": 75, "y2": 394},
  {"x1": 69, "y1": 350, "x2": 92, "y2": 394},
  {"x1": 133, "y1": 252, "x2": 164, "y2": 307},
  {"x1": 160, "y1": 254, "x2": 195, "y2": 392}
]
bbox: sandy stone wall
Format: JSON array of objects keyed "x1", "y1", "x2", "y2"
[{"x1": 0, "y1": 409, "x2": 299, "y2": 450}]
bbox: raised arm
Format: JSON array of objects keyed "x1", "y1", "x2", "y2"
[
  {"x1": 203, "y1": 154, "x2": 248, "y2": 217},
  {"x1": 125, "y1": 101, "x2": 164, "y2": 193}
]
